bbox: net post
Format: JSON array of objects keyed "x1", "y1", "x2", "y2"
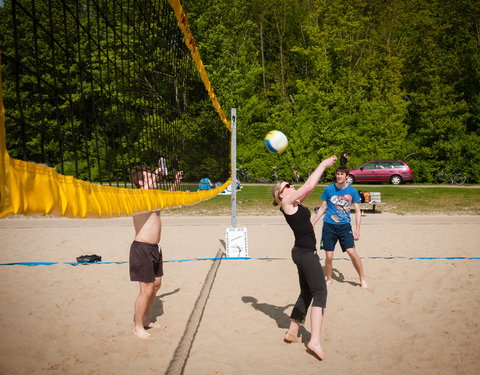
[
  {"x1": 231, "y1": 108, "x2": 237, "y2": 228},
  {"x1": 225, "y1": 109, "x2": 248, "y2": 258}
]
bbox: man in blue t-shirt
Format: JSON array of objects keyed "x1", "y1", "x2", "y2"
[{"x1": 312, "y1": 166, "x2": 368, "y2": 288}]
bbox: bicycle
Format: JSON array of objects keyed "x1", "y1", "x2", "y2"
[
  {"x1": 271, "y1": 166, "x2": 279, "y2": 182},
  {"x1": 237, "y1": 165, "x2": 251, "y2": 183},
  {"x1": 291, "y1": 165, "x2": 300, "y2": 183},
  {"x1": 434, "y1": 168, "x2": 466, "y2": 185}
]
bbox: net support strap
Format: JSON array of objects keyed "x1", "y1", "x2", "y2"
[{"x1": 168, "y1": 0, "x2": 231, "y2": 131}]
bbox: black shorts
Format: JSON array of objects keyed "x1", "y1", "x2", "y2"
[
  {"x1": 129, "y1": 241, "x2": 163, "y2": 283},
  {"x1": 320, "y1": 222, "x2": 355, "y2": 252}
]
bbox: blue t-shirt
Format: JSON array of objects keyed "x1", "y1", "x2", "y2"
[{"x1": 322, "y1": 184, "x2": 361, "y2": 224}]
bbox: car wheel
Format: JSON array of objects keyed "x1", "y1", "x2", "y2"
[
  {"x1": 390, "y1": 175, "x2": 402, "y2": 185},
  {"x1": 346, "y1": 175, "x2": 355, "y2": 184}
]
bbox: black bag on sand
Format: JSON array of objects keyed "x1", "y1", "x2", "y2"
[{"x1": 76, "y1": 254, "x2": 102, "y2": 263}]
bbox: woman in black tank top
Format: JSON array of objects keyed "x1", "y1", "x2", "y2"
[
  {"x1": 271, "y1": 155, "x2": 337, "y2": 360},
  {"x1": 280, "y1": 204, "x2": 316, "y2": 249}
]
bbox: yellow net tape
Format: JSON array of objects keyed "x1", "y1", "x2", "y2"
[
  {"x1": 0, "y1": 154, "x2": 230, "y2": 219},
  {"x1": 168, "y1": 0, "x2": 232, "y2": 131},
  {"x1": 0, "y1": 89, "x2": 230, "y2": 219},
  {"x1": 0, "y1": 70, "x2": 6, "y2": 213},
  {"x1": 0, "y1": 2, "x2": 233, "y2": 219}
]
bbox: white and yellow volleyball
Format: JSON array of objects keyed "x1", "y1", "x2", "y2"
[{"x1": 264, "y1": 130, "x2": 288, "y2": 154}]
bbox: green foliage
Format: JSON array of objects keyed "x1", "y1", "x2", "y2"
[
  {"x1": 183, "y1": 0, "x2": 480, "y2": 183},
  {"x1": 167, "y1": 184, "x2": 480, "y2": 216},
  {"x1": 2, "y1": 0, "x2": 480, "y2": 183},
  {"x1": 1, "y1": 0, "x2": 229, "y2": 186}
]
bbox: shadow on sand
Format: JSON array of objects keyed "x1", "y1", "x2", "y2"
[{"x1": 241, "y1": 296, "x2": 311, "y2": 343}]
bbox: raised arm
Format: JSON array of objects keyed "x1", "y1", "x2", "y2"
[
  {"x1": 169, "y1": 171, "x2": 184, "y2": 191},
  {"x1": 282, "y1": 156, "x2": 337, "y2": 206}
]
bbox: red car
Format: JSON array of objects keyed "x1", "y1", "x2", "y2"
[{"x1": 346, "y1": 160, "x2": 414, "y2": 185}]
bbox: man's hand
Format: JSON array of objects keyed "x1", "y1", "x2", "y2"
[
  {"x1": 170, "y1": 171, "x2": 184, "y2": 191},
  {"x1": 174, "y1": 171, "x2": 184, "y2": 181}
]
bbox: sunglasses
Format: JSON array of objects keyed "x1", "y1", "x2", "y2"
[{"x1": 280, "y1": 183, "x2": 291, "y2": 194}]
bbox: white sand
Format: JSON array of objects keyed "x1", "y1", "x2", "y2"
[{"x1": 0, "y1": 213, "x2": 479, "y2": 374}]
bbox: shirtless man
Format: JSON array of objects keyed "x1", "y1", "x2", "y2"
[{"x1": 129, "y1": 167, "x2": 183, "y2": 339}]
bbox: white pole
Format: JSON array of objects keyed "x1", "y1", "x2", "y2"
[
  {"x1": 231, "y1": 108, "x2": 237, "y2": 228},
  {"x1": 226, "y1": 108, "x2": 248, "y2": 258}
]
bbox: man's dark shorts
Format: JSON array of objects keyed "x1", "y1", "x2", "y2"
[
  {"x1": 129, "y1": 241, "x2": 163, "y2": 283},
  {"x1": 320, "y1": 222, "x2": 355, "y2": 252}
]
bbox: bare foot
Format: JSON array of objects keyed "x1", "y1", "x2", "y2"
[
  {"x1": 144, "y1": 321, "x2": 160, "y2": 329},
  {"x1": 361, "y1": 279, "x2": 368, "y2": 288},
  {"x1": 133, "y1": 327, "x2": 151, "y2": 339},
  {"x1": 307, "y1": 342, "x2": 324, "y2": 360},
  {"x1": 283, "y1": 331, "x2": 298, "y2": 343}
]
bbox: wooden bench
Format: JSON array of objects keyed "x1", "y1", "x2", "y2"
[{"x1": 359, "y1": 192, "x2": 386, "y2": 214}]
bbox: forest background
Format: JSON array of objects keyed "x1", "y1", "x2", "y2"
[
  {"x1": 1, "y1": 0, "x2": 479, "y2": 184},
  {"x1": 182, "y1": 0, "x2": 480, "y2": 183}
]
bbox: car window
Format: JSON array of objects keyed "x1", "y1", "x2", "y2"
[
  {"x1": 363, "y1": 162, "x2": 376, "y2": 170},
  {"x1": 392, "y1": 162, "x2": 405, "y2": 168},
  {"x1": 376, "y1": 162, "x2": 392, "y2": 169}
]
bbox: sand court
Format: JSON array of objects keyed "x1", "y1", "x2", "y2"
[{"x1": 0, "y1": 213, "x2": 479, "y2": 374}]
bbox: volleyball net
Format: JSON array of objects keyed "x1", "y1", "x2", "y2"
[{"x1": 0, "y1": 0, "x2": 232, "y2": 218}]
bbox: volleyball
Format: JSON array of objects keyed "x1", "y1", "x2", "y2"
[{"x1": 264, "y1": 130, "x2": 288, "y2": 154}]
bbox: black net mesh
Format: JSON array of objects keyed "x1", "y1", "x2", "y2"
[{"x1": 0, "y1": 0, "x2": 229, "y2": 190}]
